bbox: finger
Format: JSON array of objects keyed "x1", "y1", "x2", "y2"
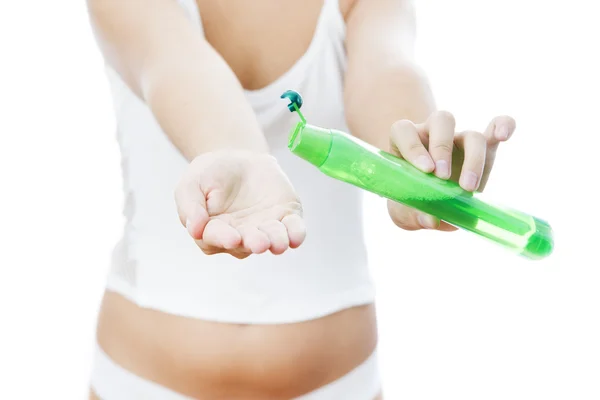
[
  {"x1": 425, "y1": 110, "x2": 456, "y2": 179},
  {"x1": 454, "y1": 131, "x2": 487, "y2": 191},
  {"x1": 237, "y1": 225, "x2": 270, "y2": 254},
  {"x1": 186, "y1": 209, "x2": 210, "y2": 240},
  {"x1": 195, "y1": 242, "x2": 226, "y2": 256},
  {"x1": 205, "y1": 188, "x2": 233, "y2": 216},
  {"x1": 196, "y1": 243, "x2": 251, "y2": 259},
  {"x1": 388, "y1": 202, "x2": 440, "y2": 230},
  {"x1": 281, "y1": 214, "x2": 306, "y2": 248},
  {"x1": 480, "y1": 116, "x2": 515, "y2": 190},
  {"x1": 174, "y1": 179, "x2": 210, "y2": 240},
  {"x1": 201, "y1": 219, "x2": 242, "y2": 250},
  {"x1": 390, "y1": 120, "x2": 434, "y2": 172},
  {"x1": 483, "y1": 115, "x2": 516, "y2": 146},
  {"x1": 417, "y1": 213, "x2": 440, "y2": 230},
  {"x1": 258, "y1": 221, "x2": 290, "y2": 255},
  {"x1": 438, "y1": 221, "x2": 459, "y2": 232}
]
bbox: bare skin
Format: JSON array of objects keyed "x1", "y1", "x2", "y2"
[
  {"x1": 88, "y1": 0, "x2": 516, "y2": 397},
  {"x1": 95, "y1": 292, "x2": 378, "y2": 399},
  {"x1": 90, "y1": 388, "x2": 383, "y2": 400},
  {"x1": 90, "y1": 1, "x2": 382, "y2": 398}
]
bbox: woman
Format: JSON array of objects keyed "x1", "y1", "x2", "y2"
[{"x1": 87, "y1": 0, "x2": 516, "y2": 398}]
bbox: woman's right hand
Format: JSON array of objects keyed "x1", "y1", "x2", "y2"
[{"x1": 175, "y1": 150, "x2": 306, "y2": 259}]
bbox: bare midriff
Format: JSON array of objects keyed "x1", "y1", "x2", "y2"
[{"x1": 96, "y1": 291, "x2": 378, "y2": 399}]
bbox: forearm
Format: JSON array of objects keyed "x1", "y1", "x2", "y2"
[
  {"x1": 342, "y1": 0, "x2": 435, "y2": 150},
  {"x1": 344, "y1": 64, "x2": 436, "y2": 151},
  {"x1": 88, "y1": 0, "x2": 267, "y2": 161},
  {"x1": 140, "y1": 42, "x2": 268, "y2": 160}
]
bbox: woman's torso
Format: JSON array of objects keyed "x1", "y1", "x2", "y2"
[
  {"x1": 98, "y1": 0, "x2": 379, "y2": 398},
  {"x1": 105, "y1": 0, "x2": 373, "y2": 327}
]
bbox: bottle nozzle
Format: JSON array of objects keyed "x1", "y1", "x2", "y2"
[{"x1": 280, "y1": 90, "x2": 306, "y2": 124}]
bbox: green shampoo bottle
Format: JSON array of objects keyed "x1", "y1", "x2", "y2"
[{"x1": 281, "y1": 90, "x2": 553, "y2": 260}]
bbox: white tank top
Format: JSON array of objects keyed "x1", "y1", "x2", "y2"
[{"x1": 104, "y1": 0, "x2": 374, "y2": 324}]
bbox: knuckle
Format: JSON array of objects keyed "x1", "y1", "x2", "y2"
[
  {"x1": 391, "y1": 119, "x2": 415, "y2": 133},
  {"x1": 497, "y1": 114, "x2": 516, "y2": 126},
  {"x1": 433, "y1": 110, "x2": 456, "y2": 125},
  {"x1": 465, "y1": 130, "x2": 486, "y2": 145},
  {"x1": 408, "y1": 141, "x2": 425, "y2": 152},
  {"x1": 431, "y1": 143, "x2": 453, "y2": 154},
  {"x1": 393, "y1": 219, "x2": 420, "y2": 231}
]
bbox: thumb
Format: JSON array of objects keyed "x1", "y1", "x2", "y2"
[{"x1": 175, "y1": 178, "x2": 210, "y2": 240}]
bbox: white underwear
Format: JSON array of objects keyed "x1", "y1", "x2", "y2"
[{"x1": 90, "y1": 343, "x2": 381, "y2": 399}]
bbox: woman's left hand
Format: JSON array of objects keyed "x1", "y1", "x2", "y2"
[{"x1": 387, "y1": 111, "x2": 516, "y2": 231}]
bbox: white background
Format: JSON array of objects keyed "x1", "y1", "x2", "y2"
[{"x1": 0, "y1": 1, "x2": 598, "y2": 399}]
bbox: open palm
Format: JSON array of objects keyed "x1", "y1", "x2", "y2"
[{"x1": 175, "y1": 150, "x2": 305, "y2": 258}]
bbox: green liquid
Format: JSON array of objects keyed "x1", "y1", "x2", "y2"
[{"x1": 289, "y1": 123, "x2": 554, "y2": 260}]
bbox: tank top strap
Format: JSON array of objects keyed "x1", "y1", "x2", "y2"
[
  {"x1": 177, "y1": 0, "x2": 203, "y2": 33},
  {"x1": 323, "y1": 0, "x2": 347, "y2": 39}
]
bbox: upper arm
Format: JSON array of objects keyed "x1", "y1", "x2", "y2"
[
  {"x1": 87, "y1": 0, "x2": 206, "y2": 96},
  {"x1": 343, "y1": 0, "x2": 433, "y2": 143},
  {"x1": 345, "y1": 0, "x2": 417, "y2": 74}
]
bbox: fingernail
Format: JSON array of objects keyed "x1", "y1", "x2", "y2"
[
  {"x1": 496, "y1": 126, "x2": 509, "y2": 140},
  {"x1": 416, "y1": 155, "x2": 434, "y2": 172},
  {"x1": 460, "y1": 171, "x2": 479, "y2": 191},
  {"x1": 435, "y1": 160, "x2": 450, "y2": 179},
  {"x1": 418, "y1": 214, "x2": 436, "y2": 229}
]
